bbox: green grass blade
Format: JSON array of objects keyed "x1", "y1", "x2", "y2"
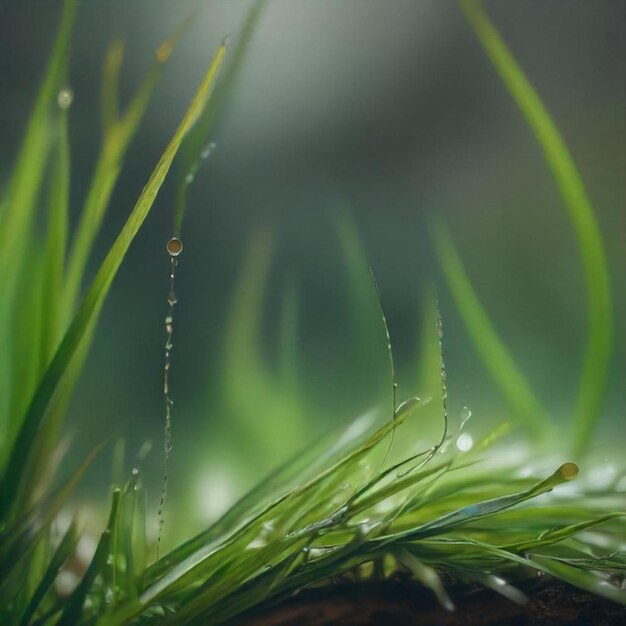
[
  {"x1": 0, "y1": 40, "x2": 227, "y2": 525},
  {"x1": 0, "y1": 0, "x2": 77, "y2": 278},
  {"x1": 58, "y1": 490, "x2": 121, "y2": 625},
  {"x1": 220, "y1": 230, "x2": 307, "y2": 462},
  {"x1": 4, "y1": 251, "x2": 45, "y2": 462},
  {"x1": 0, "y1": 0, "x2": 76, "y2": 458},
  {"x1": 459, "y1": 0, "x2": 613, "y2": 457},
  {"x1": 18, "y1": 520, "x2": 78, "y2": 626},
  {"x1": 381, "y1": 463, "x2": 579, "y2": 542},
  {"x1": 433, "y1": 219, "x2": 550, "y2": 440},
  {"x1": 532, "y1": 554, "x2": 626, "y2": 605},
  {"x1": 41, "y1": 110, "x2": 71, "y2": 367}
]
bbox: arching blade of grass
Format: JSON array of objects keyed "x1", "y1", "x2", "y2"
[
  {"x1": 0, "y1": 40, "x2": 227, "y2": 526},
  {"x1": 433, "y1": 219, "x2": 550, "y2": 441},
  {"x1": 459, "y1": 0, "x2": 613, "y2": 457}
]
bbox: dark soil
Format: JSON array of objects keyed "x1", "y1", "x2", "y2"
[{"x1": 240, "y1": 581, "x2": 626, "y2": 626}]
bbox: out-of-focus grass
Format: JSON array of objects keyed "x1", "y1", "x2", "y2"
[{"x1": 458, "y1": 0, "x2": 613, "y2": 458}]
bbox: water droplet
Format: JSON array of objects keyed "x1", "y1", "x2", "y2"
[
  {"x1": 166, "y1": 238, "x2": 183, "y2": 257},
  {"x1": 201, "y1": 142, "x2": 216, "y2": 159},
  {"x1": 132, "y1": 467, "x2": 139, "y2": 476},
  {"x1": 57, "y1": 87, "x2": 73, "y2": 110},
  {"x1": 456, "y1": 432, "x2": 473, "y2": 452},
  {"x1": 185, "y1": 173, "x2": 194, "y2": 184}
]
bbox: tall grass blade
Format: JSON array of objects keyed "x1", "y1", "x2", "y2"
[
  {"x1": 0, "y1": 0, "x2": 76, "y2": 461},
  {"x1": 433, "y1": 219, "x2": 550, "y2": 440},
  {"x1": 41, "y1": 110, "x2": 71, "y2": 367},
  {"x1": 0, "y1": 0, "x2": 77, "y2": 282},
  {"x1": 459, "y1": 0, "x2": 613, "y2": 457}
]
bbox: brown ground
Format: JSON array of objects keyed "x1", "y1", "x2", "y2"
[{"x1": 240, "y1": 582, "x2": 626, "y2": 626}]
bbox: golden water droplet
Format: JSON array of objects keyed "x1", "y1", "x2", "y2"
[{"x1": 166, "y1": 237, "x2": 183, "y2": 257}]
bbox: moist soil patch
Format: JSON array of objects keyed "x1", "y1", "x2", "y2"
[{"x1": 240, "y1": 581, "x2": 626, "y2": 626}]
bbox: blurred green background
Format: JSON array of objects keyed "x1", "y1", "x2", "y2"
[{"x1": 0, "y1": 1, "x2": 623, "y2": 545}]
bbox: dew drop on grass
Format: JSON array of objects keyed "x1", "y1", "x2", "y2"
[
  {"x1": 456, "y1": 432, "x2": 473, "y2": 452},
  {"x1": 167, "y1": 238, "x2": 183, "y2": 257},
  {"x1": 157, "y1": 237, "x2": 184, "y2": 559},
  {"x1": 57, "y1": 87, "x2": 74, "y2": 110},
  {"x1": 201, "y1": 142, "x2": 217, "y2": 159}
]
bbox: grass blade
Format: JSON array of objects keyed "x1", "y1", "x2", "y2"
[
  {"x1": 58, "y1": 490, "x2": 122, "y2": 625},
  {"x1": 459, "y1": 0, "x2": 613, "y2": 457},
  {"x1": 0, "y1": 0, "x2": 77, "y2": 281},
  {"x1": 19, "y1": 520, "x2": 78, "y2": 626},
  {"x1": 433, "y1": 218, "x2": 550, "y2": 440},
  {"x1": 41, "y1": 109, "x2": 71, "y2": 367}
]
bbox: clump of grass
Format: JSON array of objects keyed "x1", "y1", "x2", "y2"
[{"x1": 0, "y1": 0, "x2": 623, "y2": 624}]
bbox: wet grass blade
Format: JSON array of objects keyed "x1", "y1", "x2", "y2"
[
  {"x1": 0, "y1": 40, "x2": 227, "y2": 525},
  {"x1": 433, "y1": 219, "x2": 550, "y2": 441},
  {"x1": 459, "y1": 0, "x2": 613, "y2": 457}
]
